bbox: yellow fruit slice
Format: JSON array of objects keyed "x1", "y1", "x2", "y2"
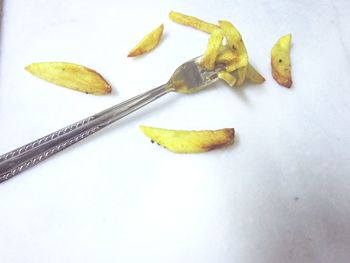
[
  {"x1": 218, "y1": 71, "x2": 237, "y2": 87},
  {"x1": 218, "y1": 20, "x2": 248, "y2": 86},
  {"x1": 169, "y1": 11, "x2": 219, "y2": 34},
  {"x1": 246, "y1": 64, "x2": 265, "y2": 84},
  {"x1": 271, "y1": 33, "x2": 292, "y2": 88},
  {"x1": 25, "y1": 62, "x2": 112, "y2": 95},
  {"x1": 218, "y1": 20, "x2": 245, "y2": 51},
  {"x1": 200, "y1": 29, "x2": 224, "y2": 70},
  {"x1": 127, "y1": 24, "x2": 164, "y2": 57},
  {"x1": 216, "y1": 47, "x2": 238, "y2": 64},
  {"x1": 140, "y1": 125, "x2": 235, "y2": 153}
]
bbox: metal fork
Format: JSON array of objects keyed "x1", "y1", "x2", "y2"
[{"x1": 0, "y1": 57, "x2": 221, "y2": 183}]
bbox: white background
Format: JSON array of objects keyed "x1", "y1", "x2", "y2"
[{"x1": 1, "y1": 0, "x2": 350, "y2": 262}]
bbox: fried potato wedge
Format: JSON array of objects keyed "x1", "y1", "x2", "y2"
[
  {"x1": 216, "y1": 46, "x2": 247, "y2": 72},
  {"x1": 169, "y1": 11, "x2": 219, "y2": 33},
  {"x1": 218, "y1": 20, "x2": 245, "y2": 51},
  {"x1": 200, "y1": 29, "x2": 224, "y2": 70},
  {"x1": 216, "y1": 48, "x2": 237, "y2": 64},
  {"x1": 271, "y1": 33, "x2": 292, "y2": 88},
  {"x1": 169, "y1": 12, "x2": 263, "y2": 89},
  {"x1": 140, "y1": 126, "x2": 235, "y2": 153},
  {"x1": 246, "y1": 64, "x2": 265, "y2": 84},
  {"x1": 218, "y1": 71, "x2": 237, "y2": 87},
  {"x1": 224, "y1": 54, "x2": 248, "y2": 73},
  {"x1": 25, "y1": 62, "x2": 112, "y2": 95},
  {"x1": 218, "y1": 20, "x2": 249, "y2": 86},
  {"x1": 128, "y1": 24, "x2": 164, "y2": 57},
  {"x1": 236, "y1": 67, "x2": 247, "y2": 86}
]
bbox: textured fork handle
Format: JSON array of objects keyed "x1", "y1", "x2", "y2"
[{"x1": 0, "y1": 84, "x2": 171, "y2": 183}]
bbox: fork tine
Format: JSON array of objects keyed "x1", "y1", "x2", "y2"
[{"x1": 170, "y1": 56, "x2": 222, "y2": 94}]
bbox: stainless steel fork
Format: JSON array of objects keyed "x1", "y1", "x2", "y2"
[{"x1": 0, "y1": 57, "x2": 221, "y2": 183}]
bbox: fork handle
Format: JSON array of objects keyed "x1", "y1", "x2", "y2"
[{"x1": 0, "y1": 84, "x2": 172, "y2": 183}]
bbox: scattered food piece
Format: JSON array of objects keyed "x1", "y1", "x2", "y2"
[
  {"x1": 128, "y1": 24, "x2": 164, "y2": 57},
  {"x1": 169, "y1": 11, "x2": 219, "y2": 33},
  {"x1": 140, "y1": 125, "x2": 235, "y2": 153},
  {"x1": 271, "y1": 33, "x2": 292, "y2": 88},
  {"x1": 25, "y1": 62, "x2": 112, "y2": 95}
]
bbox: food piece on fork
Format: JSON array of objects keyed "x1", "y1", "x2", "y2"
[{"x1": 169, "y1": 11, "x2": 265, "y2": 88}]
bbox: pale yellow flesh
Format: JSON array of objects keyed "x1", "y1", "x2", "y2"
[
  {"x1": 25, "y1": 62, "x2": 112, "y2": 95},
  {"x1": 216, "y1": 48, "x2": 238, "y2": 64},
  {"x1": 218, "y1": 20, "x2": 248, "y2": 86},
  {"x1": 169, "y1": 11, "x2": 219, "y2": 33},
  {"x1": 217, "y1": 47, "x2": 248, "y2": 73},
  {"x1": 271, "y1": 33, "x2": 292, "y2": 88},
  {"x1": 128, "y1": 24, "x2": 164, "y2": 57},
  {"x1": 140, "y1": 126, "x2": 235, "y2": 153},
  {"x1": 169, "y1": 11, "x2": 264, "y2": 89},
  {"x1": 218, "y1": 20, "x2": 245, "y2": 52},
  {"x1": 246, "y1": 64, "x2": 265, "y2": 84},
  {"x1": 218, "y1": 71, "x2": 237, "y2": 87},
  {"x1": 200, "y1": 29, "x2": 224, "y2": 70}
]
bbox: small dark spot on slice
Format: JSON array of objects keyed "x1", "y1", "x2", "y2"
[
  {"x1": 150, "y1": 140, "x2": 155, "y2": 144},
  {"x1": 279, "y1": 59, "x2": 283, "y2": 63}
]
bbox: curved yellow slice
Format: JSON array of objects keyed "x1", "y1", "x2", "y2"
[
  {"x1": 25, "y1": 62, "x2": 112, "y2": 95},
  {"x1": 216, "y1": 47, "x2": 247, "y2": 73},
  {"x1": 246, "y1": 64, "x2": 265, "y2": 84},
  {"x1": 169, "y1": 12, "x2": 264, "y2": 89},
  {"x1": 218, "y1": 20, "x2": 245, "y2": 51},
  {"x1": 140, "y1": 126, "x2": 235, "y2": 153},
  {"x1": 218, "y1": 71, "x2": 237, "y2": 87},
  {"x1": 127, "y1": 24, "x2": 164, "y2": 57},
  {"x1": 218, "y1": 20, "x2": 248, "y2": 86},
  {"x1": 216, "y1": 48, "x2": 237, "y2": 64},
  {"x1": 271, "y1": 33, "x2": 292, "y2": 88},
  {"x1": 200, "y1": 29, "x2": 224, "y2": 70},
  {"x1": 169, "y1": 11, "x2": 219, "y2": 34}
]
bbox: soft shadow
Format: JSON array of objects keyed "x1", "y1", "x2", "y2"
[
  {"x1": 228, "y1": 79, "x2": 266, "y2": 106},
  {"x1": 229, "y1": 84, "x2": 250, "y2": 104}
]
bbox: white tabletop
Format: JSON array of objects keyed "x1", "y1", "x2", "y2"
[{"x1": 1, "y1": 0, "x2": 350, "y2": 262}]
